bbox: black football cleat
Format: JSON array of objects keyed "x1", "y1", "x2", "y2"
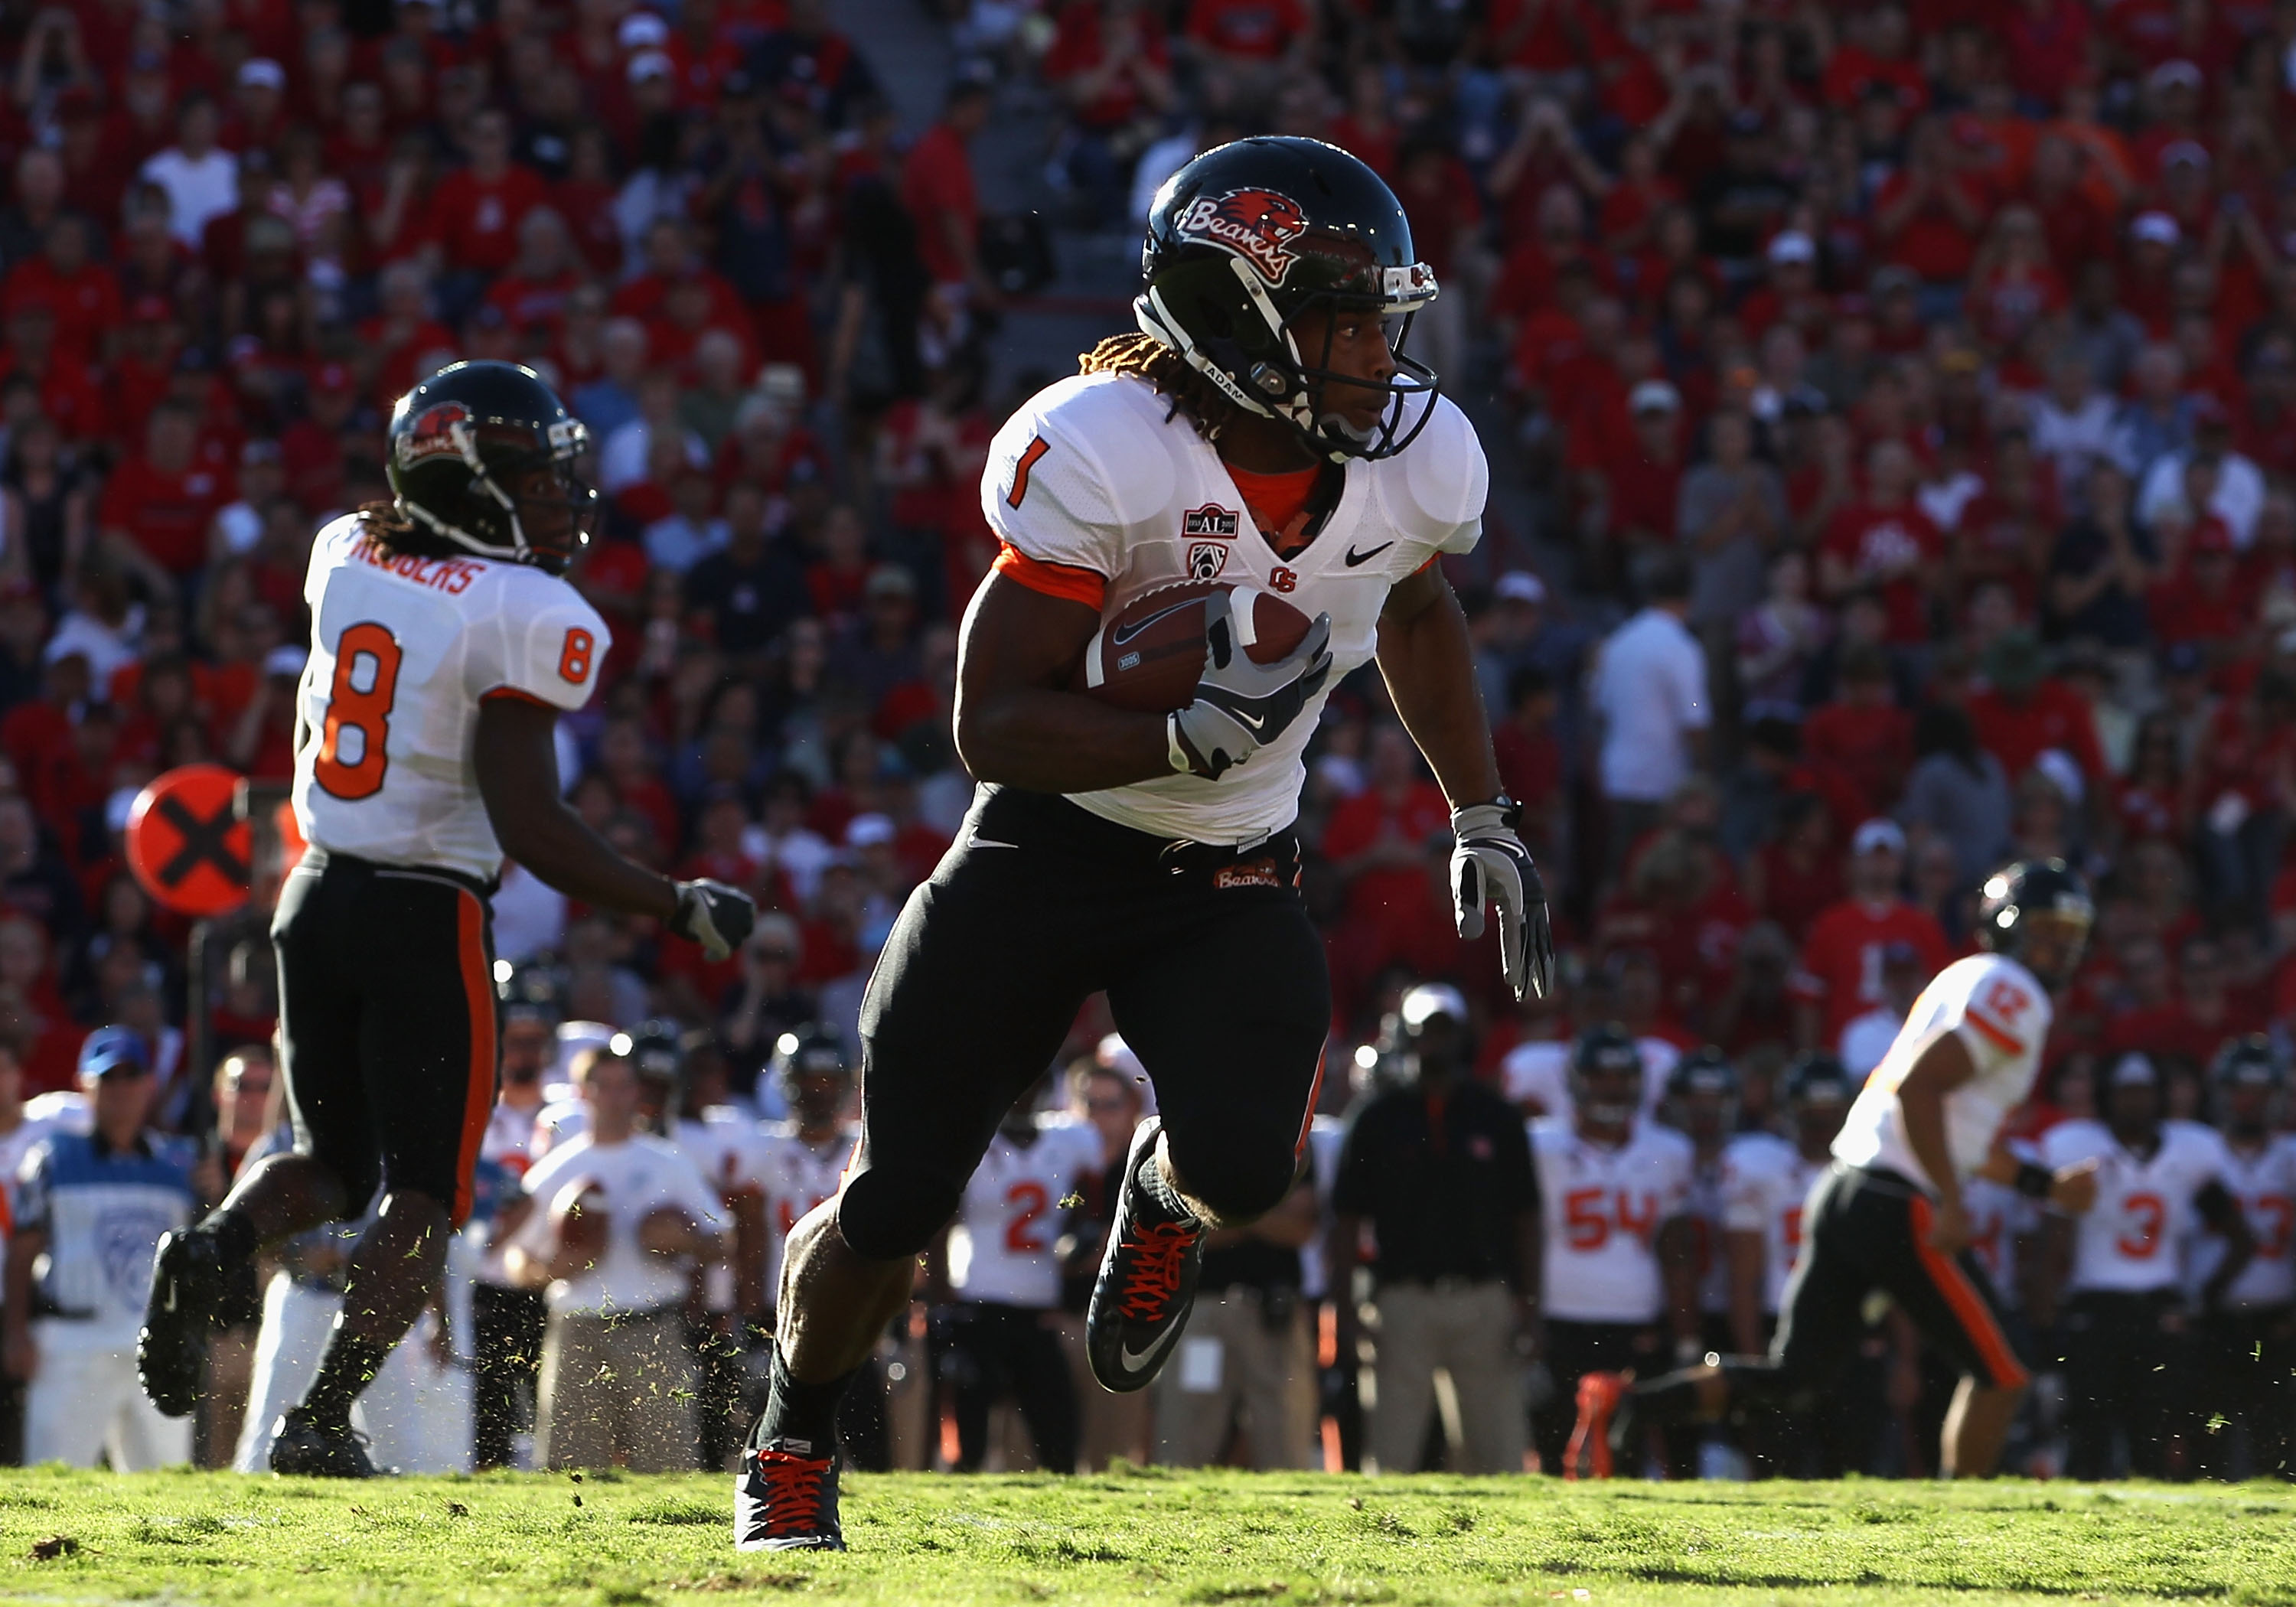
[
  {"x1": 735, "y1": 1438, "x2": 844, "y2": 1552},
  {"x1": 139, "y1": 1227, "x2": 226, "y2": 1417},
  {"x1": 1085, "y1": 1116, "x2": 1205, "y2": 1393},
  {"x1": 268, "y1": 1409, "x2": 384, "y2": 1478}
]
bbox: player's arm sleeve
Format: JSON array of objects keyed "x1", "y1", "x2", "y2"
[
  {"x1": 1946, "y1": 972, "x2": 2044, "y2": 1077},
  {"x1": 981, "y1": 403, "x2": 1143, "y2": 608},
  {"x1": 471, "y1": 576, "x2": 613, "y2": 714},
  {"x1": 1397, "y1": 396, "x2": 1489, "y2": 560}
]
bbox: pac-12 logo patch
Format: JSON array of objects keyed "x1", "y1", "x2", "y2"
[
  {"x1": 396, "y1": 402, "x2": 471, "y2": 468},
  {"x1": 1175, "y1": 188, "x2": 1309, "y2": 285},
  {"x1": 1187, "y1": 542, "x2": 1229, "y2": 580}
]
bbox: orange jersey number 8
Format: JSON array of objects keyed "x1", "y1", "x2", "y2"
[{"x1": 315, "y1": 621, "x2": 403, "y2": 801}]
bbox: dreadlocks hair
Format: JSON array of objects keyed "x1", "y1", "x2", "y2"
[{"x1": 1079, "y1": 332, "x2": 1246, "y2": 444}]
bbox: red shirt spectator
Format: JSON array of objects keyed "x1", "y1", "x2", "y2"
[
  {"x1": 1321, "y1": 727, "x2": 1453, "y2": 926},
  {"x1": 423, "y1": 112, "x2": 550, "y2": 275},
  {"x1": 901, "y1": 86, "x2": 990, "y2": 288},
  {"x1": 1185, "y1": 0, "x2": 1311, "y2": 60},
  {"x1": 1820, "y1": 486, "x2": 1943, "y2": 647},
  {"x1": 1796, "y1": 822, "x2": 1954, "y2": 1047},
  {"x1": 1966, "y1": 663, "x2": 2108, "y2": 787},
  {"x1": 96, "y1": 404, "x2": 226, "y2": 577},
  {"x1": 1803, "y1": 650, "x2": 1915, "y2": 817}
]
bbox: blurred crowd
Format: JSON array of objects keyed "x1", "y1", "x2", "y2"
[{"x1": 0, "y1": 0, "x2": 2290, "y2": 1480}]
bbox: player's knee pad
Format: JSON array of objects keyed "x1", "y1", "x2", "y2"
[
  {"x1": 1163, "y1": 1125, "x2": 1296, "y2": 1226},
  {"x1": 836, "y1": 1165, "x2": 960, "y2": 1262}
]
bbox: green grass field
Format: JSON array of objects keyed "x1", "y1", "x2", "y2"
[{"x1": 1, "y1": 1468, "x2": 2292, "y2": 1605}]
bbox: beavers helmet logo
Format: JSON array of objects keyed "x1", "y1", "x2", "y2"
[
  {"x1": 396, "y1": 401, "x2": 471, "y2": 468},
  {"x1": 1174, "y1": 187, "x2": 1310, "y2": 285}
]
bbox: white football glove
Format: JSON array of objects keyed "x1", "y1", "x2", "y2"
[
  {"x1": 670, "y1": 878, "x2": 757, "y2": 963},
  {"x1": 1450, "y1": 800, "x2": 1557, "y2": 1002},
  {"x1": 1170, "y1": 590, "x2": 1334, "y2": 780}
]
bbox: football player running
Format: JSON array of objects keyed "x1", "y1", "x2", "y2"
[
  {"x1": 136, "y1": 361, "x2": 756, "y2": 1475},
  {"x1": 1576, "y1": 861, "x2": 2099, "y2": 1479},
  {"x1": 736, "y1": 137, "x2": 1555, "y2": 1550}
]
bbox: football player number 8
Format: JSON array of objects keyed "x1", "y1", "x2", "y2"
[{"x1": 315, "y1": 621, "x2": 403, "y2": 800}]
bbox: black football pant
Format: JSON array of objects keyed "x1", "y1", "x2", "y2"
[
  {"x1": 272, "y1": 851, "x2": 498, "y2": 1224},
  {"x1": 2057, "y1": 1289, "x2": 2191, "y2": 1481},
  {"x1": 930, "y1": 1301, "x2": 1079, "y2": 1473},
  {"x1": 2193, "y1": 1305, "x2": 2296, "y2": 1481},
  {"x1": 837, "y1": 786, "x2": 1329, "y2": 1262},
  {"x1": 471, "y1": 1282, "x2": 547, "y2": 1469}
]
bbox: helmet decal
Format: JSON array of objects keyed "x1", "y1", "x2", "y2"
[
  {"x1": 1175, "y1": 187, "x2": 1311, "y2": 286},
  {"x1": 396, "y1": 402, "x2": 472, "y2": 469}
]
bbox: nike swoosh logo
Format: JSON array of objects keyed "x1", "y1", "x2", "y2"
[
  {"x1": 1117, "y1": 1320, "x2": 1187, "y2": 1377},
  {"x1": 966, "y1": 836, "x2": 1019, "y2": 849},
  {"x1": 1344, "y1": 542, "x2": 1394, "y2": 567},
  {"x1": 1108, "y1": 598, "x2": 1203, "y2": 648}
]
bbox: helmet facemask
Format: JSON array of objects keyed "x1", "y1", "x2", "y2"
[
  {"x1": 400, "y1": 412, "x2": 601, "y2": 572},
  {"x1": 1139, "y1": 245, "x2": 1442, "y2": 463}
]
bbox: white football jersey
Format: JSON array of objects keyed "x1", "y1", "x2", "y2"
[
  {"x1": 982, "y1": 372, "x2": 1484, "y2": 843},
  {"x1": 292, "y1": 514, "x2": 610, "y2": 882},
  {"x1": 1720, "y1": 1131, "x2": 1821, "y2": 1314},
  {"x1": 676, "y1": 1110, "x2": 775, "y2": 1312},
  {"x1": 1498, "y1": 1037, "x2": 1676, "y2": 1123},
  {"x1": 2188, "y1": 1134, "x2": 2296, "y2": 1310},
  {"x1": 1530, "y1": 1116, "x2": 1694, "y2": 1324},
  {"x1": 947, "y1": 1118, "x2": 1104, "y2": 1310},
  {"x1": 1962, "y1": 1172, "x2": 2034, "y2": 1309},
  {"x1": 2039, "y1": 1118, "x2": 2235, "y2": 1295},
  {"x1": 755, "y1": 1123, "x2": 855, "y2": 1302},
  {"x1": 1833, "y1": 953, "x2": 2050, "y2": 1194}
]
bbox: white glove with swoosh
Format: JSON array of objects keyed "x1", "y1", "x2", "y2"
[{"x1": 1169, "y1": 590, "x2": 1334, "y2": 780}]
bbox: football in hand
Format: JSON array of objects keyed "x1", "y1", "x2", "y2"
[
  {"x1": 553, "y1": 1182, "x2": 610, "y2": 1266},
  {"x1": 1072, "y1": 581, "x2": 1313, "y2": 714}
]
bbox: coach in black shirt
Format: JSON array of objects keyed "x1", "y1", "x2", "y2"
[{"x1": 1331, "y1": 984, "x2": 1539, "y2": 1474}]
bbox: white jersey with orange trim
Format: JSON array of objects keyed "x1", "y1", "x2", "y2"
[
  {"x1": 1831, "y1": 953, "x2": 2051, "y2": 1195},
  {"x1": 2190, "y1": 1135, "x2": 2296, "y2": 1309},
  {"x1": 2039, "y1": 1118, "x2": 2235, "y2": 1296},
  {"x1": 292, "y1": 513, "x2": 611, "y2": 883},
  {"x1": 947, "y1": 1117, "x2": 1104, "y2": 1311},
  {"x1": 1529, "y1": 1116, "x2": 1694, "y2": 1324},
  {"x1": 755, "y1": 1123, "x2": 855, "y2": 1304},
  {"x1": 980, "y1": 371, "x2": 1485, "y2": 845},
  {"x1": 1720, "y1": 1131, "x2": 1820, "y2": 1314}
]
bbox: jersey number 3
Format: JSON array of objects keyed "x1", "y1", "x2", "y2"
[{"x1": 315, "y1": 621, "x2": 403, "y2": 800}]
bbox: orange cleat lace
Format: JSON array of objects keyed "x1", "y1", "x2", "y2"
[
  {"x1": 1117, "y1": 1220, "x2": 1202, "y2": 1321},
  {"x1": 752, "y1": 1446, "x2": 833, "y2": 1532}
]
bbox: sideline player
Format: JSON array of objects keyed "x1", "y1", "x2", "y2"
[
  {"x1": 1577, "y1": 862, "x2": 2100, "y2": 1478},
  {"x1": 2037, "y1": 1051, "x2": 2252, "y2": 1480},
  {"x1": 1536, "y1": 1026, "x2": 1698, "y2": 1477},
  {"x1": 736, "y1": 137, "x2": 1555, "y2": 1550},
  {"x1": 135, "y1": 360, "x2": 756, "y2": 1475},
  {"x1": 2197, "y1": 1037, "x2": 2296, "y2": 1478}
]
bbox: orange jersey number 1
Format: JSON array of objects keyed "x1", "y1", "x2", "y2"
[{"x1": 315, "y1": 621, "x2": 404, "y2": 800}]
